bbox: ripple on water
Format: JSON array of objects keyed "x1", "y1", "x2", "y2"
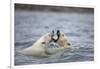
[{"x1": 15, "y1": 10, "x2": 94, "y2": 65}]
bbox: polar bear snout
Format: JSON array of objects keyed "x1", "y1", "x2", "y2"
[
  {"x1": 51, "y1": 30, "x2": 72, "y2": 47},
  {"x1": 51, "y1": 30, "x2": 60, "y2": 42}
]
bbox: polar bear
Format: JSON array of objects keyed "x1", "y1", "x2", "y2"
[{"x1": 22, "y1": 32, "x2": 54, "y2": 57}]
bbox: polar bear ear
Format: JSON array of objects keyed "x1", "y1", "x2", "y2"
[
  {"x1": 48, "y1": 34, "x2": 51, "y2": 37},
  {"x1": 44, "y1": 33, "x2": 51, "y2": 39},
  {"x1": 52, "y1": 30, "x2": 54, "y2": 34},
  {"x1": 61, "y1": 33, "x2": 64, "y2": 37},
  {"x1": 51, "y1": 30, "x2": 54, "y2": 37}
]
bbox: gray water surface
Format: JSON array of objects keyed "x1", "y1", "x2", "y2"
[{"x1": 15, "y1": 10, "x2": 94, "y2": 65}]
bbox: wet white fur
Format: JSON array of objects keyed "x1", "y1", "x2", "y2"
[
  {"x1": 56, "y1": 32, "x2": 72, "y2": 49},
  {"x1": 46, "y1": 32, "x2": 72, "y2": 54},
  {"x1": 22, "y1": 33, "x2": 52, "y2": 57},
  {"x1": 21, "y1": 32, "x2": 72, "y2": 57}
]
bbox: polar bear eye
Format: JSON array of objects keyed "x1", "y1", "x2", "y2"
[
  {"x1": 42, "y1": 42, "x2": 46, "y2": 44},
  {"x1": 67, "y1": 43, "x2": 71, "y2": 46}
]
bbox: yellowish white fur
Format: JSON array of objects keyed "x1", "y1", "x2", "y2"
[
  {"x1": 46, "y1": 32, "x2": 72, "y2": 54},
  {"x1": 56, "y1": 32, "x2": 72, "y2": 49},
  {"x1": 21, "y1": 31, "x2": 72, "y2": 57},
  {"x1": 22, "y1": 33, "x2": 52, "y2": 57}
]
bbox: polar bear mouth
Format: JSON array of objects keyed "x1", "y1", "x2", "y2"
[{"x1": 51, "y1": 30, "x2": 60, "y2": 42}]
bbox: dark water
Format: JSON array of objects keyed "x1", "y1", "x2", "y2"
[{"x1": 15, "y1": 10, "x2": 94, "y2": 65}]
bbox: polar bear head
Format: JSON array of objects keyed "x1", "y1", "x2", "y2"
[
  {"x1": 34, "y1": 31, "x2": 54, "y2": 48},
  {"x1": 21, "y1": 32, "x2": 54, "y2": 56},
  {"x1": 52, "y1": 30, "x2": 72, "y2": 48}
]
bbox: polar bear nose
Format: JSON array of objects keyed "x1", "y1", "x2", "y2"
[
  {"x1": 53, "y1": 35, "x2": 58, "y2": 40},
  {"x1": 51, "y1": 30, "x2": 57, "y2": 42}
]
